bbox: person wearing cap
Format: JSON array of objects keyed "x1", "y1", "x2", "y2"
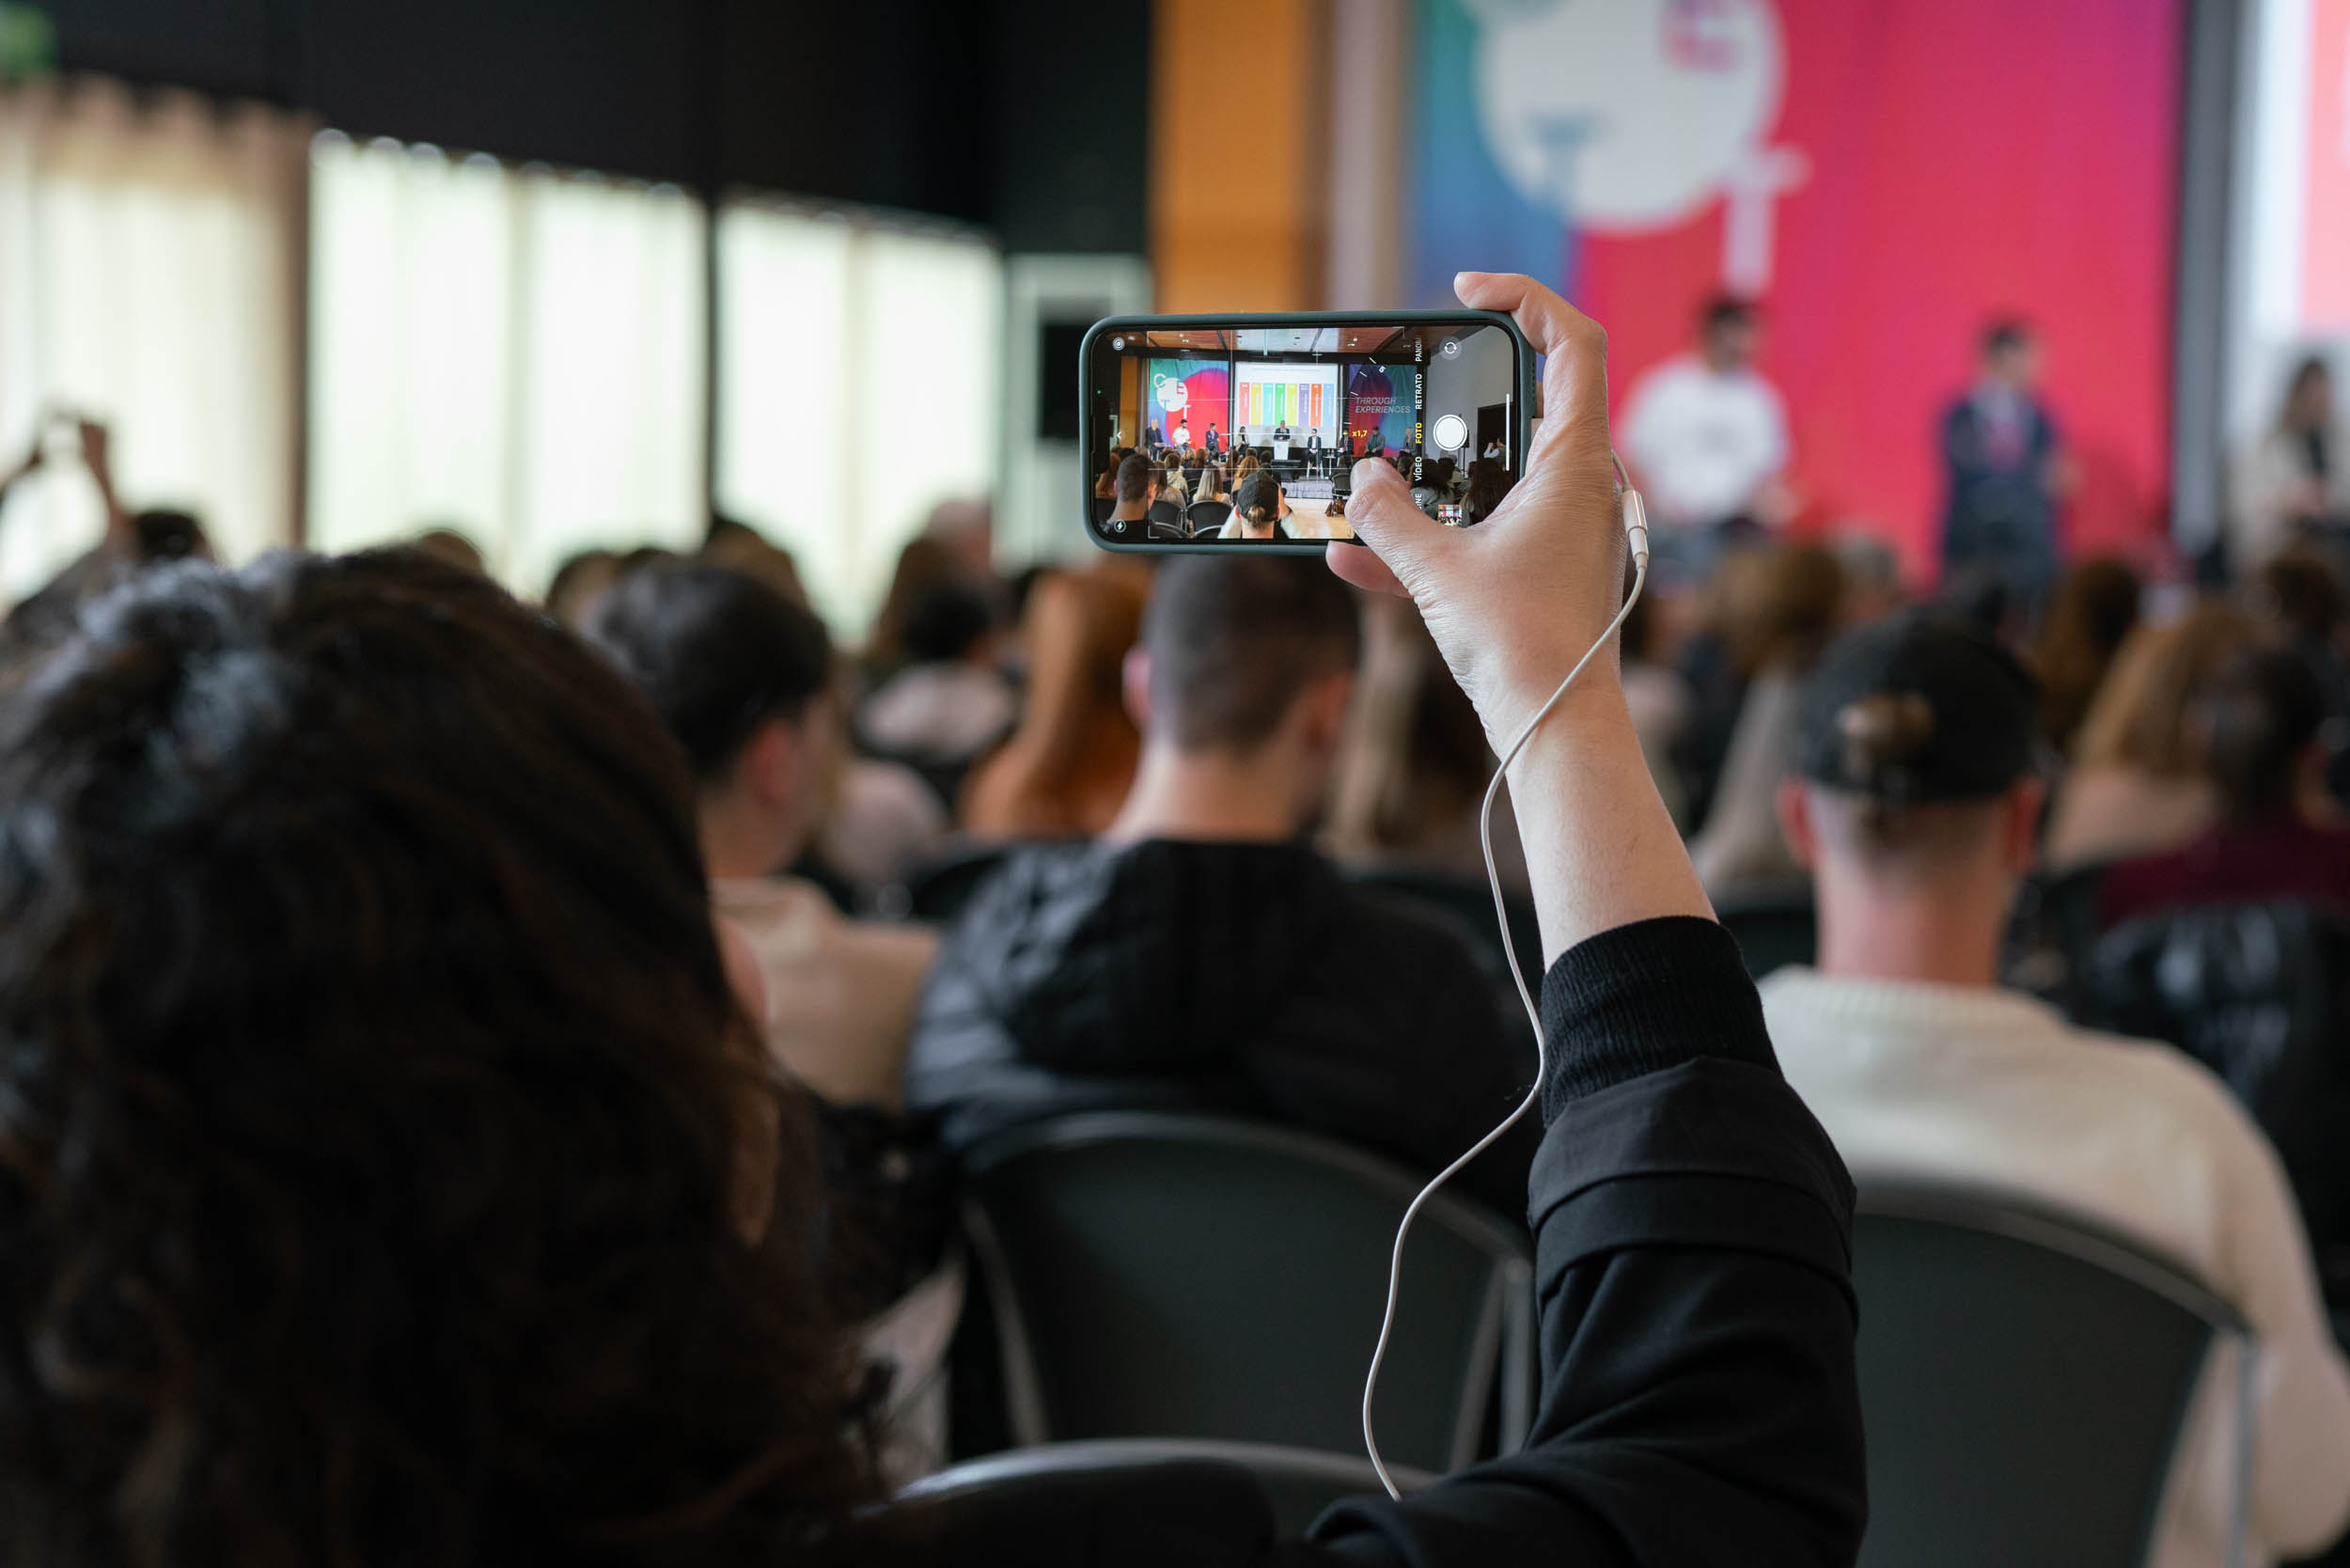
[
  {"x1": 1218, "y1": 471, "x2": 1289, "y2": 541},
  {"x1": 1762, "y1": 610, "x2": 2350, "y2": 1568}
]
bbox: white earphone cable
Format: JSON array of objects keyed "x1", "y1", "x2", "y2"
[{"x1": 1359, "y1": 466, "x2": 1651, "y2": 1499}]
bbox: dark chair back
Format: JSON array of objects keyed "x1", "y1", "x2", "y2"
[
  {"x1": 2003, "y1": 860, "x2": 2113, "y2": 1008},
  {"x1": 1089, "y1": 496, "x2": 1115, "y2": 526},
  {"x1": 1712, "y1": 884, "x2": 1817, "y2": 978},
  {"x1": 2076, "y1": 899, "x2": 2350, "y2": 1309},
  {"x1": 901, "y1": 1437, "x2": 1432, "y2": 1537},
  {"x1": 961, "y1": 1112, "x2": 1532, "y2": 1476},
  {"x1": 1188, "y1": 500, "x2": 1232, "y2": 534},
  {"x1": 1853, "y1": 1181, "x2": 2249, "y2": 1568},
  {"x1": 1348, "y1": 866, "x2": 1543, "y2": 1006}
]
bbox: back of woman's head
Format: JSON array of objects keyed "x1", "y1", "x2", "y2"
[
  {"x1": 588, "y1": 562, "x2": 833, "y2": 784},
  {"x1": 2075, "y1": 599, "x2": 2253, "y2": 776},
  {"x1": 1719, "y1": 543, "x2": 1846, "y2": 677},
  {"x1": 2033, "y1": 557, "x2": 2141, "y2": 754},
  {"x1": 867, "y1": 536, "x2": 958, "y2": 667},
  {"x1": 962, "y1": 566, "x2": 1145, "y2": 835},
  {"x1": 1326, "y1": 594, "x2": 1489, "y2": 859},
  {"x1": 0, "y1": 550, "x2": 872, "y2": 1564},
  {"x1": 2201, "y1": 642, "x2": 2326, "y2": 823}
]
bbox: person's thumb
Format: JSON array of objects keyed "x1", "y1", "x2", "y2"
[{"x1": 1342, "y1": 458, "x2": 1447, "y2": 580}]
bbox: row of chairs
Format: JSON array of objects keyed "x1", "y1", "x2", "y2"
[
  {"x1": 1087, "y1": 496, "x2": 1238, "y2": 539},
  {"x1": 936, "y1": 1110, "x2": 2253, "y2": 1568}
]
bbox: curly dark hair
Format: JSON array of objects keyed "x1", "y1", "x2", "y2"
[{"x1": 0, "y1": 550, "x2": 877, "y2": 1565}]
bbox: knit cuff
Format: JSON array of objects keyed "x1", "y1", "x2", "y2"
[{"x1": 1538, "y1": 916, "x2": 1778, "y2": 1124}]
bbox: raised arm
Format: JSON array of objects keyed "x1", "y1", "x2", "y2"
[
  {"x1": 1328, "y1": 272, "x2": 1712, "y2": 962},
  {"x1": 1304, "y1": 274, "x2": 1865, "y2": 1566}
]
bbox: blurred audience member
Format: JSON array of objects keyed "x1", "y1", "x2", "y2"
[
  {"x1": 587, "y1": 565, "x2": 951, "y2": 1475},
  {"x1": 7, "y1": 502, "x2": 215, "y2": 665},
  {"x1": 2045, "y1": 602, "x2": 2248, "y2": 869},
  {"x1": 815, "y1": 749, "x2": 951, "y2": 902},
  {"x1": 922, "y1": 497, "x2": 995, "y2": 587},
  {"x1": 1688, "y1": 543, "x2": 1846, "y2": 895},
  {"x1": 1620, "y1": 582, "x2": 1694, "y2": 829},
  {"x1": 908, "y1": 557, "x2": 1533, "y2": 1212},
  {"x1": 1622, "y1": 295, "x2": 1791, "y2": 580},
  {"x1": 856, "y1": 577, "x2": 1016, "y2": 774},
  {"x1": 1765, "y1": 612, "x2": 2350, "y2": 1568},
  {"x1": 866, "y1": 536, "x2": 960, "y2": 678},
  {"x1": 411, "y1": 525, "x2": 485, "y2": 574},
  {"x1": 962, "y1": 565, "x2": 1145, "y2": 839},
  {"x1": 704, "y1": 513, "x2": 809, "y2": 604},
  {"x1": 1325, "y1": 592, "x2": 1527, "y2": 893},
  {"x1": 0, "y1": 421, "x2": 187, "y2": 662},
  {"x1": 2033, "y1": 557, "x2": 2143, "y2": 757},
  {"x1": 1464, "y1": 458, "x2": 1512, "y2": 525},
  {"x1": 2250, "y1": 547, "x2": 2350, "y2": 804},
  {"x1": 587, "y1": 565, "x2": 938, "y2": 1113},
  {"x1": 1939, "y1": 320, "x2": 2066, "y2": 608},
  {"x1": 2101, "y1": 646, "x2": 2350, "y2": 929},
  {"x1": 544, "y1": 546, "x2": 623, "y2": 629},
  {"x1": 1827, "y1": 530, "x2": 1904, "y2": 626},
  {"x1": 2233, "y1": 356, "x2": 2350, "y2": 573}
]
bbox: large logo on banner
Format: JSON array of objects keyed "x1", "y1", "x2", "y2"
[{"x1": 1458, "y1": 0, "x2": 1806, "y2": 291}]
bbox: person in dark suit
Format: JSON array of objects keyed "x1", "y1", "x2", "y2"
[
  {"x1": 1205, "y1": 423, "x2": 1222, "y2": 460},
  {"x1": 1307, "y1": 429, "x2": 1325, "y2": 476},
  {"x1": 1940, "y1": 321, "x2": 2068, "y2": 607}
]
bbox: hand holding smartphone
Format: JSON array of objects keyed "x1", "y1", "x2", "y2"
[{"x1": 1080, "y1": 311, "x2": 1533, "y2": 553}]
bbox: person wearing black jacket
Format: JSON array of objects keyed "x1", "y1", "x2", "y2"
[
  {"x1": 0, "y1": 271, "x2": 1862, "y2": 1567},
  {"x1": 905, "y1": 553, "x2": 1538, "y2": 1214}
]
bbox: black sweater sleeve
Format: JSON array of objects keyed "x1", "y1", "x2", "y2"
[{"x1": 1286, "y1": 915, "x2": 1866, "y2": 1567}]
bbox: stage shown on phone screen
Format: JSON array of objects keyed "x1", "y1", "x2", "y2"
[{"x1": 1089, "y1": 321, "x2": 1521, "y2": 544}]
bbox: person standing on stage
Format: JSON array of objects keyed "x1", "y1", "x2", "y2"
[
  {"x1": 1939, "y1": 320, "x2": 2068, "y2": 606},
  {"x1": 1273, "y1": 422, "x2": 1292, "y2": 467},
  {"x1": 1308, "y1": 428, "x2": 1325, "y2": 476},
  {"x1": 1621, "y1": 295, "x2": 1792, "y2": 581}
]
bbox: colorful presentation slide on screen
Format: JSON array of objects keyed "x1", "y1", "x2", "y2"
[{"x1": 1231, "y1": 363, "x2": 1339, "y2": 438}]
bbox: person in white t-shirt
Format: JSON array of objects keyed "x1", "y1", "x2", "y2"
[
  {"x1": 1622, "y1": 296, "x2": 1792, "y2": 573},
  {"x1": 1760, "y1": 611, "x2": 2350, "y2": 1568}
]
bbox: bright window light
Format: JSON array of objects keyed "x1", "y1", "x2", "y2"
[
  {"x1": 306, "y1": 133, "x2": 707, "y2": 595},
  {"x1": 718, "y1": 202, "x2": 1000, "y2": 638}
]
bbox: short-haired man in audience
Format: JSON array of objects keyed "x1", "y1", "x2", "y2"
[
  {"x1": 905, "y1": 556, "x2": 1535, "y2": 1211},
  {"x1": 1763, "y1": 611, "x2": 2350, "y2": 1568},
  {"x1": 1106, "y1": 453, "x2": 1159, "y2": 536}
]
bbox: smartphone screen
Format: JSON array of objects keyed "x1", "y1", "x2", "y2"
[{"x1": 1082, "y1": 314, "x2": 1529, "y2": 551}]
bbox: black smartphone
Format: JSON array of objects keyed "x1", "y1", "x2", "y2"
[{"x1": 1080, "y1": 311, "x2": 1534, "y2": 554}]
